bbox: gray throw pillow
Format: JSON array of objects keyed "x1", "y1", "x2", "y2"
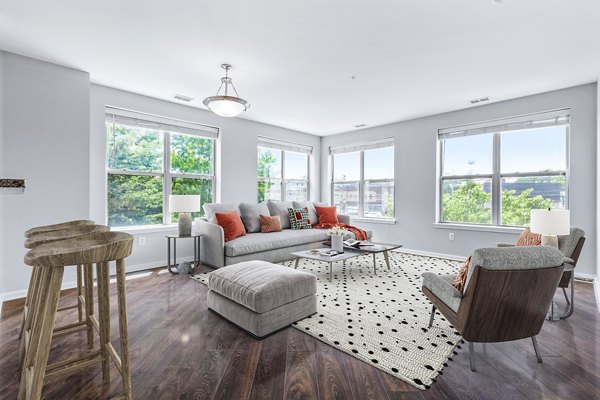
[
  {"x1": 203, "y1": 203, "x2": 239, "y2": 224},
  {"x1": 239, "y1": 202, "x2": 270, "y2": 233},
  {"x1": 267, "y1": 201, "x2": 293, "y2": 229},
  {"x1": 292, "y1": 201, "x2": 319, "y2": 225}
]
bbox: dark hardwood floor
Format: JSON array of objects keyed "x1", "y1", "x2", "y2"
[{"x1": 1, "y1": 265, "x2": 599, "y2": 399}]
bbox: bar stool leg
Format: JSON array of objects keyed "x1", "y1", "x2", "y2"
[
  {"x1": 18, "y1": 267, "x2": 44, "y2": 372},
  {"x1": 84, "y1": 263, "x2": 95, "y2": 349},
  {"x1": 97, "y1": 261, "x2": 111, "y2": 385},
  {"x1": 18, "y1": 267, "x2": 40, "y2": 340},
  {"x1": 18, "y1": 267, "x2": 64, "y2": 400},
  {"x1": 116, "y1": 259, "x2": 132, "y2": 399},
  {"x1": 76, "y1": 264, "x2": 83, "y2": 323}
]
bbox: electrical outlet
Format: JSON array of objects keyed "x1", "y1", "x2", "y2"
[
  {"x1": 449, "y1": 233, "x2": 455, "y2": 241},
  {"x1": 138, "y1": 236, "x2": 146, "y2": 246}
]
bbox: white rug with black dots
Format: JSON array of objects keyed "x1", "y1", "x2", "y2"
[{"x1": 191, "y1": 252, "x2": 463, "y2": 390}]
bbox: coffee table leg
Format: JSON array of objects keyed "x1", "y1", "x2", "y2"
[
  {"x1": 295, "y1": 258, "x2": 300, "y2": 269},
  {"x1": 384, "y1": 251, "x2": 391, "y2": 270},
  {"x1": 373, "y1": 253, "x2": 377, "y2": 275}
]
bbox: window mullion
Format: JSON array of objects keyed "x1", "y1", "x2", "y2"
[
  {"x1": 492, "y1": 132, "x2": 501, "y2": 226},
  {"x1": 359, "y1": 151, "x2": 365, "y2": 218},
  {"x1": 164, "y1": 132, "x2": 171, "y2": 224},
  {"x1": 280, "y1": 150, "x2": 285, "y2": 202}
]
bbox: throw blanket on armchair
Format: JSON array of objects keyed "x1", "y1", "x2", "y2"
[{"x1": 312, "y1": 223, "x2": 368, "y2": 241}]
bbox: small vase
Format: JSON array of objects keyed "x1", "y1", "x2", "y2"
[{"x1": 331, "y1": 235, "x2": 343, "y2": 252}]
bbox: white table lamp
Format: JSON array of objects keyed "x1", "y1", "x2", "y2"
[
  {"x1": 529, "y1": 208, "x2": 570, "y2": 247},
  {"x1": 170, "y1": 195, "x2": 201, "y2": 236}
]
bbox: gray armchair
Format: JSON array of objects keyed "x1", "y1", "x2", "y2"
[
  {"x1": 422, "y1": 246, "x2": 565, "y2": 371},
  {"x1": 498, "y1": 227, "x2": 585, "y2": 319}
]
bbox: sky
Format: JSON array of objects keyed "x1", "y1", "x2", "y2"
[{"x1": 443, "y1": 126, "x2": 566, "y2": 176}]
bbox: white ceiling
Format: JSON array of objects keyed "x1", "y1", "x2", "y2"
[{"x1": 1, "y1": 1, "x2": 599, "y2": 136}]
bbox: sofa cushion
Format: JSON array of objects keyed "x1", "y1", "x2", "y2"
[
  {"x1": 288, "y1": 207, "x2": 312, "y2": 230},
  {"x1": 292, "y1": 201, "x2": 318, "y2": 225},
  {"x1": 215, "y1": 211, "x2": 246, "y2": 242},
  {"x1": 239, "y1": 202, "x2": 270, "y2": 233},
  {"x1": 260, "y1": 214, "x2": 282, "y2": 233},
  {"x1": 224, "y1": 229, "x2": 330, "y2": 257},
  {"x1": 267, "y1": 201, "x2": 293, "y2": 229},
  {"x1": 204, "y1": 203, "x2": 239, "y2": 224},
  {"x1": 208, "y1": 260, "x2": 317, "y2": 313},
  {"x1": 314, "y1": 205, "x2": 339, "y2": 224}
]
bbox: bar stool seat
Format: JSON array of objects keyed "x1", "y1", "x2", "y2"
[
  {"x1": 25, "y1": 224, "x2": 110, "y2": 249},
  {"x1": 19, "y1": 231, "x2": 134, "y2": 400},
  {"x1": 24, "y1": 219, "x2": 95, "y2": 238}
]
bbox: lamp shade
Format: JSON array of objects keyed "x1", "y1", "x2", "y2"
[
  {"x1": 529, "y1": 209, "x2": 570, "y2": 235},
  {"x1": 169, "y1": 195, "x2": 201, "y2": 213},
  {"x1": 204, "y1": 96, "x2": 247, "y2": 117}
]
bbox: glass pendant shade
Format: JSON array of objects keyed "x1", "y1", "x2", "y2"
[
  {"x1": 203, "y1": 64, "x2": 250, "y2": 118},
  {"x1": 203, "y1": 95, "x2": 248, "y2": 117}
]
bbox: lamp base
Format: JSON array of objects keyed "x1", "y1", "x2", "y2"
[
  {"x1": 178, "y1": 212, "x2": 192, "y2": 236},
  {"x1": 541, "y1": 234, "x2": 559, "y2": 248}
]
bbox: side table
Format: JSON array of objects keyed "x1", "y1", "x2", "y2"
[{"x1": 166, "y1": 233, "x2": 202, "y2": 274}]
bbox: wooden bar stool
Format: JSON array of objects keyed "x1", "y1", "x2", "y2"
[
  {"x1": 18, "y1": 224, "x2": 110, "y2": 372},
  {"x1": 19, "y1": 231, "x2": 134, "y2": 400},
  {"x1": 19, "y1": 220, "x2": 97, "y2": 342}
]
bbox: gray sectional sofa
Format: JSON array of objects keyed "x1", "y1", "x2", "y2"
[{"x1": 194, "y1": 201, "x2": 370, "y2": 268}]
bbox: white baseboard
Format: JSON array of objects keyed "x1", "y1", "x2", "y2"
[
  {"x1": 393, "y1": 248, "x2": 596, "y2": 281},
  {"x1": 0, "y1": 256, "x2": 194, "y2": 306},
  {"x1": 392, "y1": 247, "x2": 466, "y2": 262},
  {"x1": 595, "y1": 279, "x2": 600, "y2": 315}
]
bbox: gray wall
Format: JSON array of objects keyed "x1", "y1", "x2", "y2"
[
  {"x1": 1, "y1": 52, "x2": 91, "y2": 298},
  {"x1": 89, "y1": 85, "x2": 322, "y2": 274},
  {"x1": 322, "y1": 84, "x2": 597, "y2": 278}
]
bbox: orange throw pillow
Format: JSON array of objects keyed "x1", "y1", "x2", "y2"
[
  {"x1": 314, "y1": 205, "x2": 339, "y2": 224},
  {"x1": 452, "y1": 256, "x2": 471, "y2": 293},
  {"x1": 260, "y1": 214, "x2": 282, "y2": 233},
  {"x1": 215, "y1": 211, "x2": 246, "y2": 242},
  {"x1": 516, "y1": 228, "x2": 542, "y2": 246}
]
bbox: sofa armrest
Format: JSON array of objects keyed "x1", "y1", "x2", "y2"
[
  {"x1": 338, "y1": 213, "x2": 351, "y2": 225},
  {"x1": 194, "y1": 218, "x2": 225, "y2": 268}
]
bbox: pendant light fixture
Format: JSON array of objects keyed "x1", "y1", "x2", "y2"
[{"x1": 203, "y1": 64, "x2": 250, "y2": 117}]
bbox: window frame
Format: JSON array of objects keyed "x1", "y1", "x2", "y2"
[
  {"x1": 330, "y1": 142, "x2": 395, "y2": 220},
  {"x1": 257, "y1": 141, "x2": 311, "y2": 202},
  {"x1": 105, "y1": 108, "x2": 218, "y2": 228},
  {"x1": 436, "y1": 110, "x2": 570, "y2": 228}
]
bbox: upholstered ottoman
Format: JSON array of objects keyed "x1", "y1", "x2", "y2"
[{"x1": 207, "y1": 260, "x2": 317, "y2": 338}]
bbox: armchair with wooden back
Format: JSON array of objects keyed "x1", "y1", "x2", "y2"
[
  {"x1": 498, "y1": 227, "x2": 585, "y2": 319},
  {"x1": 421, "y1": 246, "x2": 565, "y2": 371}
]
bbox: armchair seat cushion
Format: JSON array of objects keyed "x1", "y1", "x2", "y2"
[{"x1": 422, "y1": 272, "x2": 462, "y2": 313}]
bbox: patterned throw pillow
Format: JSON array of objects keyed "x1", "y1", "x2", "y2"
[
  {"x1": 259, "y1": 214, "x2": 282, "y2": 233},
  {"x1": 287, "y1": 207, "x2": 312, "y2": 230},
  {"x1": 452, "y1": 256, "x2": 471, "y2": 293},
  {"x1": 516, "y1": 228, "x2": 542, "y2": 246}
]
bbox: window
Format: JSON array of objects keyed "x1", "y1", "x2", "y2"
[
  {"x1": 106, "y1": 107, "x2": 218, "y2": 227},
  {"x1": 257, "y1": 138, "x2": 311, "y2": 202},
  {"x1": 438, "y1": 110, "x2": 569, "y2": 227},
  {"x1": 331, "y1": 140, "x2": 395, "y2": 219}
]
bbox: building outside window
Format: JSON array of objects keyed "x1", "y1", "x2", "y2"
[
  {"x1": 331, "y1": 139, "x2": 395, "y2": 219},
  {"x1": 438, "y1": 109, "x2": 569, "y2": 227},
  {"x1": 257, "y1": 137, "x2": 311, "y2": 202},
  {"x1": 106, "y1": 107, "x2": 218, "y2": 227}
]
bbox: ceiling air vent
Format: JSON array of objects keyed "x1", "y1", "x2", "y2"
[
  {"x1": 173, "y1": 93, "x2": 194, "y2": 102},
  {"x1": 469, "y1": 96, "x2": 490, "y2": 104},
  {"x1": 354, "y1": 123, "x2": 367, "y2": 128}
]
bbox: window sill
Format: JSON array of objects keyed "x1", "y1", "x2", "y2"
[
  {"x1": 113, "y1": 224, "x2": 179, "y2": 235},
  {"x1": 433, "y1": 223, "x2": 522, "y2": 234},
  {"x1": 351, "y1": 217, "x2": 397, "y2": 225}
]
